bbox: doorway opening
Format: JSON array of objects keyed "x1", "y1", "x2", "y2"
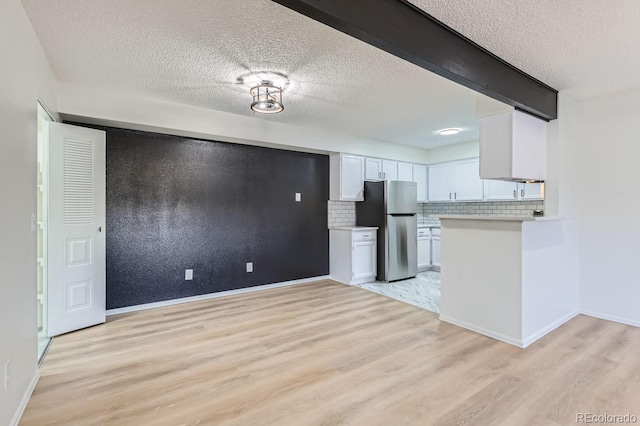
[{"x1": 37, "y1": 102, "x2": 53, "y2": 362}]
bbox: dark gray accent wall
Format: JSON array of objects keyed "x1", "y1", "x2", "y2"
[{"x1": 103, "y1": 127, "x2": 328, "y2": 309}]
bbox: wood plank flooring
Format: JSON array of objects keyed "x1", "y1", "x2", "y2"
[{"x1": 21, "y1": 280, "x2": 640, "y2": 425}]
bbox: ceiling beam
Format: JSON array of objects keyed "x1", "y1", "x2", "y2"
[{"x1": 272, "y1": 0, "x2": 558, "y2": 120}]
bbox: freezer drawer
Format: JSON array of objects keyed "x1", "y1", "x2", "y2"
[{"x1": 385, "y1": 214, "x2": 418, "y2": 281}]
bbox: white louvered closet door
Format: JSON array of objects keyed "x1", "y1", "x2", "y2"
[{"x1": 47, "y1": 122, "x2": 106, "y2": 336}]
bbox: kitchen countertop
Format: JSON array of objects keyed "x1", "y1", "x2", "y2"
[
  {"x1": 432, "y1": 215, "x2": 560, "y2": 222},
  {"x1": 328, "y1": 226, "x2": 379, "y2": 231}
]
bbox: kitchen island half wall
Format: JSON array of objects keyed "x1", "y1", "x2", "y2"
[
  {"x1": 103, "y1": 127, "x2": 329, "y2": 309},
  {"x1": 437, "y1": 216, "x2": 579, "y2": 348}
]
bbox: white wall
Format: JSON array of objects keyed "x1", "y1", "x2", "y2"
[
  {"x1": 521, "y1": 219, "x2": 579, "y2": 345},
  {"x1": 57, "y1": 82, "x2": 431, "y2": 164},
  {"x1": 425, "y1": 140, "x2": 479, "y2": 164},
  {"x1": 576, "y1": 88, "x2": 640, "y2": 326},
  {"x1": 0, "y1": 1, "x2": 58, "y2": 424}
]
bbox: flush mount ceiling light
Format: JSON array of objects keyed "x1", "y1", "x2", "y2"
[
  {"x1": 249, "y1": 80, "x2": 284, "y2": 114},
  {"x1": 438, "y1": 128, "x2": 461, "y2": 136},
  {"x1": 238, "y1": 72, "x2": 290, "y2": 114}
]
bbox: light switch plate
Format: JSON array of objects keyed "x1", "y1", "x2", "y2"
[
  {"x1": 246, "y1": 262, "x2": 253, "y2": 273},
  {"x1": 185, "y1": 269, "x2": 193, "y2": 280},
  {"x1": 295, "y1": 193, "x2": 301, "y2": 202}
]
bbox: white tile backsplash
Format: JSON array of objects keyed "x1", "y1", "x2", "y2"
[
  {"x1": 328, "y1": 200, "x2": 545, "y2": 227},
  {"x1": 418, "y1": 200, "x2": 544, "y2": 224},
  {"x1": 328, "y1": 200, "x2": 356, "y2": 227}
]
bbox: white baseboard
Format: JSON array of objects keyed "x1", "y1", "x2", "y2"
[
  {"x1": 521, "y1": 310, "x2": 579, "y2": 348},
  {"x1": 438, "y1": 314, "x2": 524, "y2": 348},
  {"x1": 580, "y1": 309, "x2": 640, "y2": 328},
  {"x1": 10, "y1": 369, "x2": 40, "y2": 426},
  {"x1": 107, "y1": 275, "x2": 330, "y2": 316}
]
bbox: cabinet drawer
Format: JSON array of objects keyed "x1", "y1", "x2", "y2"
[
  {"x1": 353, "y1": 230, "x2": 376, "y2": 242},
  {"x1": 417, "y1": 228, "x2": 430, "y2": 238},
  {"x1": 430, "y1": 227, "x2": 441, "y2": 237}
]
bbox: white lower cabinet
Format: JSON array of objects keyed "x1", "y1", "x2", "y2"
[
  {"x1": 352, "y1": 241, "x2": 376, "y2": 281},
  {"x1": 431, "y1": 227, "x2": 441, "y2": 268},
  {"x1": 330, "y1": 227, "x2": 378, "y2": 285},
  {"x1": 417, "y1": 228, "x2": 431, "y2": 271}
]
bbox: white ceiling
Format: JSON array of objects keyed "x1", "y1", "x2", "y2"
[
  {"x1": 409, "y1": 0, "x2": 640, "y2": 100},
  {"x1": 21, "y1": 0, "x2": 514, "y2": 150}
]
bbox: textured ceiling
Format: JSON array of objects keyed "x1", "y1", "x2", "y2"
[
  {"x1": 21, "y1": 0, "x2": 511, "y2": 149},
  {"x1": 409, "y1": 0, "x2": 640, "y2": 100}
]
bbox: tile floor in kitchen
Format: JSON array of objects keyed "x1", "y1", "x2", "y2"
[{"x1": 353, "y1": 271, "x2": 441, "y2": 314}]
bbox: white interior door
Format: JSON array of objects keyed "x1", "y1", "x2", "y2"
[{"x1": 47, "y1": 122, "x2": 106, "y2": 336}]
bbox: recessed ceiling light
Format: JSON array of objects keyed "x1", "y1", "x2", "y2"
[{"x1": 438, "y1": 128, "x2": 461, "y2": 136}]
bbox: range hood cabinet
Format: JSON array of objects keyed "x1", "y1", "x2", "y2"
[{"x1": 479, "y1": 110, "x2": 547, "y2": 182}]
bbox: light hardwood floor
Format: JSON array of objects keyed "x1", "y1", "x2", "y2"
[{"x1": 21, "y1": 280, "x2": 640, "y2": 425}]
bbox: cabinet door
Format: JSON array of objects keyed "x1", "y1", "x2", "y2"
[
  {"x1": 382, "y1": 160, "x2": 397, "y2": 181},
  {"x1": 413, "y1": 164, "x2": 428, "y2": 202},
  {"x1": 417, "y1": 237, "x2": 431, "y2": 269},
  {"x1": 431, "y1": 237, "x2": 441, "y2": 267},
  {"x1": 519, "y1": 182, "x2": 544, "y2": 200},
  {"x1": 428, "y1": 163, "x2": 454, "y2": 202},
  {"x1": 365, "y1": 158, "x2": 382, "y2": 181},
  {"x1": 341, "y1": 155, "x2": 364, "y2": 201},
  {"x1": 397, "y1": 162, "x2": 413, "y2": 182},
  {"x1": 453, "y1": 159, "x2": 484, "y2": 201},
  {"x1": 352, "y1": 241, "x2": 376, "y2": 279},
  {"x1": 484, "y1": 179, "x2": 519, "y2": 201}
]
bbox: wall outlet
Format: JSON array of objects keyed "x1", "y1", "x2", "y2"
[
  {"x1": 295, "y1": 193, "x2": 301, "y2": 202},
  {"x1": 185, "y1": 269, "x2": 193, "y2": 280},
  {"x1": 4, "y1": 359, "x2": 11, "y2": 390},
  {"x1": 246, "y1": 262, "x2": 253, "y2": 273}
]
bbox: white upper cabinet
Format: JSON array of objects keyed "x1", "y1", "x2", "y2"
[
  {"x1": 412, "y1": 164, "x2": 428, "y2": 203},
  {"x1": 364, "y1": 158, "x2": 382, "y2": 181},
  {"x1": 382, "y1": 160, "x2": 397, "y2": 181},
  {"x1": 330, "y1": 154, "x2": 364, "y2": 201},
  {"x1": 428, "y1": 163, "x2": 454, "y2": 202},
  {"x1": 484, "y1": 179, "x2": 519, "y2": 201},
  {"x1": 397, "y1": 162, "x2": 413, "y2": 182},
  {"x1": 453, "y1": 158, "x2": 484, "y2": 201},
  {"x1": 365, "y1": 158, "x2": 397, "y2": 181},
  {"x1": 480, "y1": 110, "x2": 547, "y2": 182},
  {"x1": 519, "y1": 182, "x2": 544, "y2": 200}
]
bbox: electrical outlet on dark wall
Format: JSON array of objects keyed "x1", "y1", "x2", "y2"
[{"x1": 95, "y1": 126, "x2": 329, "y2": 309}]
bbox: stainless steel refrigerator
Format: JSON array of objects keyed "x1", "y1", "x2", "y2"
[{"x1": 356, "y1": 181, "x2": 417, "y2": 282}]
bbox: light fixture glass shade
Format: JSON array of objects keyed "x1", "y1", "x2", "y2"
[{"x1": 250, "y1": 80, "x2": 284, "y2": 114}]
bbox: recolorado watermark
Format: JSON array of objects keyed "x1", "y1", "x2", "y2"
[{"x1": 577, "y1": 413, "x2": 637, "y2": 423}]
